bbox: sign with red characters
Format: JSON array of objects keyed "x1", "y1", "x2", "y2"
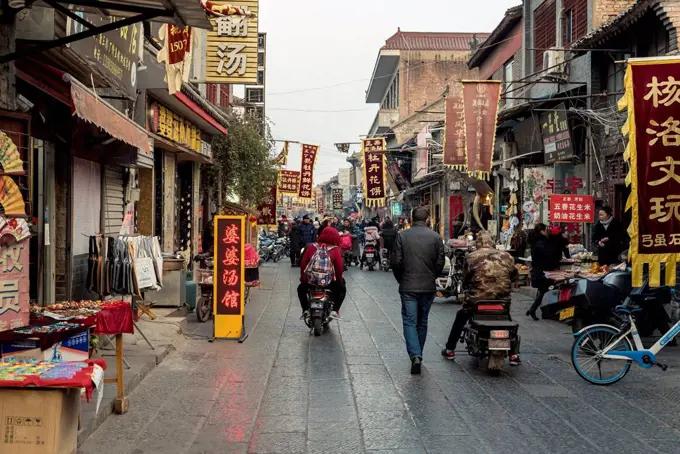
[
  {"x1": 214, "y1": 216, "x2": 245, "y2": 338},
  {"x1": 298, "y1": 144, "x2": 318, "y2": 200},
  {"x1": 549, "y1": 194, "x2": 594, "y2": 223}
]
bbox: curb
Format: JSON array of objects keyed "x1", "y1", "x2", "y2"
[{"x1": 77, "y1": 342, "x2": 175, "y2": 444}]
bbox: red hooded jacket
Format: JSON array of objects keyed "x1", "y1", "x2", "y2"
[{"x1": 300, "y1": 227, "x2": 344, "y2": 283}]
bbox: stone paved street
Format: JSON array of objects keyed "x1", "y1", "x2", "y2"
[{"x1": 79, "y1": 262, "x2": 680, "y2": 453}]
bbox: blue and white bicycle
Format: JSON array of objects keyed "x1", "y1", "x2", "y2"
[{"x1": 571, "y1": 300, "x2": 680, "y2": 385}]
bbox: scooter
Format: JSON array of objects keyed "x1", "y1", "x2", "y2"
[
  {"x1": 305, "y1": 286, "x2": 333, "y2": 336},
  {"x1": 193, "y1": 252, "x2": 214, "y2": 323},
  {"x1": 461, "y1": 301, "x2": 520, "y2": 372},
  {"x1": 361, "y1": 243, "x2": 377, "y2": 271},
  {"x1": 436, "y1": 245, "x2": 467, "y2": 301}
]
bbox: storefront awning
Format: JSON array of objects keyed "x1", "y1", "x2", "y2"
[{"x1": 66, "y1": 75, "x2": 152, "y2": 154}]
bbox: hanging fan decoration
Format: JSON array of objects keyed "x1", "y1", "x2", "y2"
[
  {"x1": 0, "y1": 176, "x2": 26, "y2": 218},
  {"x1": 0, "y1": 216, "x2": 30, "y2": 243},
  {"x1": 0, "y1": 131, "x2": 25, "y2": 176}
]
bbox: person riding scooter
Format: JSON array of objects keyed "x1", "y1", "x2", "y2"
[
  {"x1": 361, "y1": 224, "x2": 380, "y2": 268},
  {"x1": 441, "y1": 232, "x2": 521, "y2": 365}
]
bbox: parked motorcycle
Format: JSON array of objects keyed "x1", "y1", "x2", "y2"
[
  {"x1": 380, "y1": 248, "x2": 391, "y2": 272},
  {"x1": 305, "y1": 286, "x2": 333, "y2": 336},
  {"x1": 258, "y1": 231, "x2": 277, "y2": 263},
  {"x1": 436, "y1": 246, "x2": 467, "y2": 301},
  {"x1": 361, "y1": 243, "x2": 377, "y2": 271},
  {"x1": 461, "y1": 300, "x2": 520, "y2": 372},
  {"x1": 193, "y1": 252, "x2": 214, "y2": 323},
  {"x1": 271, "y1": 237, "x2": 289, "y2": 262}
]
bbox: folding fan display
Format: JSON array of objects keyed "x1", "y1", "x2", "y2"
[
  {"x1": 0, "y1": 176, "x2": 26, "y2": 218},
  {"x1": 0, "y1": 216, "x2": 30, "y2": 242},
  {"x1": 0, "y1": 131, "x2": 25, "y2": 176}
]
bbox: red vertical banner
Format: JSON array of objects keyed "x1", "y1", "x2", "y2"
[
  {"x1": 462, "y1": 80, "x2": 502, "y2": 179},
  {"x1": 362, "y1": 138, "x2": 387, "y2": 208},
  {"x1": 257, "y1": 186, "x2": 277, "y2": 225},
  {"x1": 620, "y1": 58, "x2": 680, "y2": 287},
  {"x1": 214, "y1": 216, "x2": 245, "y2": 318},
  {"x1": 167, "y1": 25, "x2": 192, "y2": 64},
  {"x1": 278, "y1": 170, "x2": 300, "y2": 195},
  {"x1": 449, "y1": 195, "x2": 464, "y2": 237},
  {"x1": 444, "y1": 82, "x2": 467, "y2": 170},
  {"x1": 298, "y1": 144, "x2": 318, "y2": 201}
]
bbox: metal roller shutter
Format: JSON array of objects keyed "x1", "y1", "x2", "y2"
[{"x1": 103, "y1": 165, "x2": 125, "y2": 236}]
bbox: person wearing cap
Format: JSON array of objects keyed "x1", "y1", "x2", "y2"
[{"x1": 299, "y1": 215, "x2": 317, "y2": 250}]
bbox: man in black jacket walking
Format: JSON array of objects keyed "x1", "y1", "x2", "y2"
[{"x1": 391, "y1": 207, "x2": 445, "y2": 374}]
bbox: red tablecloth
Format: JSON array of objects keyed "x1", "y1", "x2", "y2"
[
  {"x1": 95, "y1": 304, "x2": 133, "y2": 335},
  {"x1": 0, "y1": 359, "x2": 107, "y2": 401},
  {"x1": 0, "y1": 323, "x2": 90, "y2": 351}
]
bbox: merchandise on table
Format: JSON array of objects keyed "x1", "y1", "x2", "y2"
[
  {"x1": 0, "y1": 359, "x2": 90, "y2": 381},
  {"x1": 12, "y1": 322, "x2": 82, "y2": 335}
]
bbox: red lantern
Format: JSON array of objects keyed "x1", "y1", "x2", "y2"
[{"x1": 249, "y1": 215, "x2": 258, "y2": 223}]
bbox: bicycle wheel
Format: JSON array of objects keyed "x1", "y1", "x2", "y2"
[{"x1": 571, "y1": 326, "x2": 633, "y2": 385}]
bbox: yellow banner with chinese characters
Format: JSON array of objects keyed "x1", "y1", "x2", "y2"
[
  {"x1": 205, "y1": 0, "x2": 259, "y2": 84},
  {"x1": 619, "y1": 57, "x2": 680, "y2": 287}
]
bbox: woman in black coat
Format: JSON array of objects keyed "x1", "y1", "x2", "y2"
[
  {"x1": 289, "y1": 220, "x2": 302, "y2": 267},
  {"x1": 526, "y1": 223, "x2": 559, "y2": 320},
  {"x1": 593, "y1": 206, "x2": 626, "y2": 266}
]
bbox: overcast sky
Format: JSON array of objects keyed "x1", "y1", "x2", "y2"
[{"x1": 258, "y1": 0, "x2": 519, "y2": 184}]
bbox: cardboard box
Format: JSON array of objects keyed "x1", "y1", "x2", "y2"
[
  {"x1": 0, "y1": 387, "x2": 79, "y2": 454},
  {"x1": 1, "y1": 331, "x2": 89, "y2": 362}
]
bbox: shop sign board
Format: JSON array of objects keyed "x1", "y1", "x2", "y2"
[
  {"x1": 206, "y1": 0, "x2": 259, "y2": 84},
  {"x1": 550, "y1": 194, "x2": 594, "y2": 223},
  {"x1": 540, "y1": 103, "x2": 573, "y2": 163},
  {"x1": 148, "y1": 101, "x2": 203, "y2": 153},
  {"x1": 213, "y1": 216, "x2": 245, "y2": 339},
  {"x1": 513, "y1": 115, "x2": 543, "y2": 156},
  {"x1": 361, "y1": 138, "x2": 387, "y2": 208},
  {"x1": 278, "y1": 170, "x2": 300, "y2": 195},
  {"x1": 67, "y1": 14, "x2": 141, "y2": 98},
  {"x1": 332, "y1": 188, "x2": 343, "y2": 210},
  {"x1": 0, "y1": 239, "x2": 30, "y2": 332}
]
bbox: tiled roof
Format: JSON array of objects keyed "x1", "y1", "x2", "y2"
[
  {"x1": 383, "y1": 30, "x2": 490, "y2": 51},
  {"x1": 571, "y1": 0, "x2": 655, "y2": 50}
]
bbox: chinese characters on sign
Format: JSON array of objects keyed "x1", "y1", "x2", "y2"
[
  {"x1": 0, "y1": 239, "x2": 30, "y2": 332},
  {"x1": 540, "y1": 103, "x2": 573, "y2": 164},
  {"x1": 298, "y1": 144, "x2": 318, "y2": 201},
  {"x1": 549, "y1": 194, "x2": 594, "y2": 223},
  {"x1": 462, "y1": 81, "x2": 502, "y2": 178},
  {"x1": 278, "y1": 170, "x2": 300, "y2": 195},
  {"x1": 206, "y1": 0, "x2": 259, "y2": 84},
  {"x1": 332, "y1": 189, "x2": 343, "y2": 211},
  {"x1": 317, "y1": 195, "x2": 325, "y2": 215},
  {"x1": 214, "y1": 217, "x2": 245, "y2": 317},
  {"x1": 361, "y1": 138, "x2": 387, "y2": 208},
  {"x1": 620, "y1": 58, "x2": 680, "y2": 287},
  {"x1": 443, "y1": 82, "x2": 467, "y2": 170},
  {"x1": 257, "y1": 186, "x2": 277, "y2": 225},
  {"x1": 149, "y1": 102, "x2": 203, "y2": 154}
]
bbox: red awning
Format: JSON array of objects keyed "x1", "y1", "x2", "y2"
[{"x1": 16, "y1": 60, "x2": 151, "y2": 154}]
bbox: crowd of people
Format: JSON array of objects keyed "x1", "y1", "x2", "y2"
[{"x1": 272, "y1": 204, "x2": 628, "y2": 375}]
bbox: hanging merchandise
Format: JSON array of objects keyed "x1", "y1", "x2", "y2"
[
  {"x1": 0, "y1": 131, "x2": 25, "y2": 176},
  {"x1": 462, "y1": 80, "x2": 502, "y2": 179},
  {"x1": 120, "y1": 235, "x2": 164, "y2": 292},
  {"x1": 0, "y1": 175, "x2": 26, "y2": 218},
  {"x1": 156, "y1": 24, "x2": 195, "y2": 95}
]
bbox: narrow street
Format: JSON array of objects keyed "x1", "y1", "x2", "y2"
[{"x1": 80, "y1": 262, "x2": 680, "y2": 454}]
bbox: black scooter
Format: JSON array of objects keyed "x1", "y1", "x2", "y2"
[{"x1": 462, "y1": 301, "x2": 520, "y2": 372}]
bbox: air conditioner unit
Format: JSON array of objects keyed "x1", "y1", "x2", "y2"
[{"x1": 543, "y1": 49, "x2": 565, "y2": 73}]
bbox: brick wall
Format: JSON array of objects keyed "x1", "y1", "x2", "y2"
[
  {"x1": 592, "y1": 0, "x2": 637, "y2": 29},
  {"x1": 393, "y1": 98, "x2": 445, "y2": 145},
  {"x1": 398, "y1": 50, "x2": 471, "y2": 119},
  {"x1": 479, "y1": 20, "x2": 523, "y2": 80},
  {"x1": 55, "y1": 153, "x2": 70, "y2": 301},
  {"x1": 0, "y1": 18, "x2": 16, "y2": 110},
  {"x1": 657, "y1": 0, "x2": 680, "y2": 52}
]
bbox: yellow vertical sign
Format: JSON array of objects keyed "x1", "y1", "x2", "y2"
[
  {"x1": 205, "y1": 0, "x2": 259, "y2": 84},
  {"x1": 213, "y1": 215, "x2": 246, "y2": 339}
]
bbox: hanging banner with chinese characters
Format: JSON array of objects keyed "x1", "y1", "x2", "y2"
[
  {"x1": 332, "y1": 189, "x2": 343, "y2": 211},
  {"x1": 549, "y1": 195, "x2": 594, "y2": 223},
  {"x1": 257, "y1": 186, "x2": 277, "y2": 225},
  {"x1": 361, "y1": 138, "x2": 387, "y2": 208},
  {"x1": 278, "y1": 170, "x2": 300, "y2": 195},
  {"x1": 619, "y1": 57, "x2": 680, "y2": 287},
  {"x1": 443, "y1": 82, "x2": 467, "y2": 170},
  {"x1": 213, "y1": 216, "x2": 245, "y2": 338},
  {"x1": 156, "y1": 24, "x2": 194, "y2": 95},
  {"x1": 317, "y1": 195, "x2": 325, "y2": 215},
  {"x1": 298, "y1": 144, "x2": 318, "y2": 201},
  {"x1": 0, "y1": 237, "x2": 30, "y2": 332},
  {"x1": 205, "y1": 0, "x2": 259, "y2": 84},
  {"x1": 462, "y1": 80, "x2": 502, "y2": 179}
]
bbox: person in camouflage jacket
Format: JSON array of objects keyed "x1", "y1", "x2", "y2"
[{"x1": 441, "y1": 232, "x2": 521, "y2": 365}]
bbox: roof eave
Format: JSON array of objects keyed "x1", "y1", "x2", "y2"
[
  {"x1": 468, "y1": 8, "x2": 522, "y2": 68},
  {"x1": 365, "y1": 49, "x2": 400, "y2": 103}
]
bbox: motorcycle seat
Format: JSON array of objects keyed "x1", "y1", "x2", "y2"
[
  {"x1": 469, "y1": 319, "x2": 519, "y2": 328},
  {"x1": 615, "y1": 305, "x2": 644, "y2": 315}
]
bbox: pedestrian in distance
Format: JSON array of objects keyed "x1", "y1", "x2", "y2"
[
  {"x1": 299, "y1": 215, "x2": 317, "y2": 251},
  {"x1": 526, "y1": 223, "x2": 563, "y2": 320},
  {"x1": 593, "y1": 206, "x2": 626, "y2": 266},
  {"x1": 289, "y1": 218, "x2": 302, "y2": 267},
  {"x1": 391, "y1": 207, "x2": 445, "y2": 374}
]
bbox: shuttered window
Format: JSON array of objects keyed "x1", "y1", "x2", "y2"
[
  {"x1": 206, "y1": 83, "x2": 217, "y2": 104},
  {"x1": 563, "y1": 0, "x2": 588, "y2": 46},
  {"x1": 534, "y1": 0, "x2": 557, "y2": 73},
  {"x1": 220, "y1": 84, "x2": 230, "y2": 108},
  {"x1": 103, "y1": 166, "x2": 125, "y2": 236}
]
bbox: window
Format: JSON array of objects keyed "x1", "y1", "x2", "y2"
[
  {"x1": 206, "y1": 83, "x2": 217, "y2": 104},
  {"x1": 503, "y1": 59, "x2": 514, "y2": 106},
  {"x1": 563, "y1": 10, "x2": 573, "y2": 45},
  {"x1": 606, "y1": 60, "x2": 624, "y2": 107},
  {"x1": 257, "y1": 70, "x2": 265, "y2": 85},
  {"x1": 380, "y1": 71, "x2": 399, "y2": 110},
  {"x1": 533, "y1": 0, "x2": 557, "y2": 72},
  {"x1": 246, "y1": 87, "x2": 264, "y2": 103},
  {"x1": 257, "y1": 52, "x2": 265, "y2": 67},
  {"x1": 220, "y1": 84, "x2": 230, "y2": 108},
  {"x1": 258, "y1": 33, "x2": 266, "y2": 49}
]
